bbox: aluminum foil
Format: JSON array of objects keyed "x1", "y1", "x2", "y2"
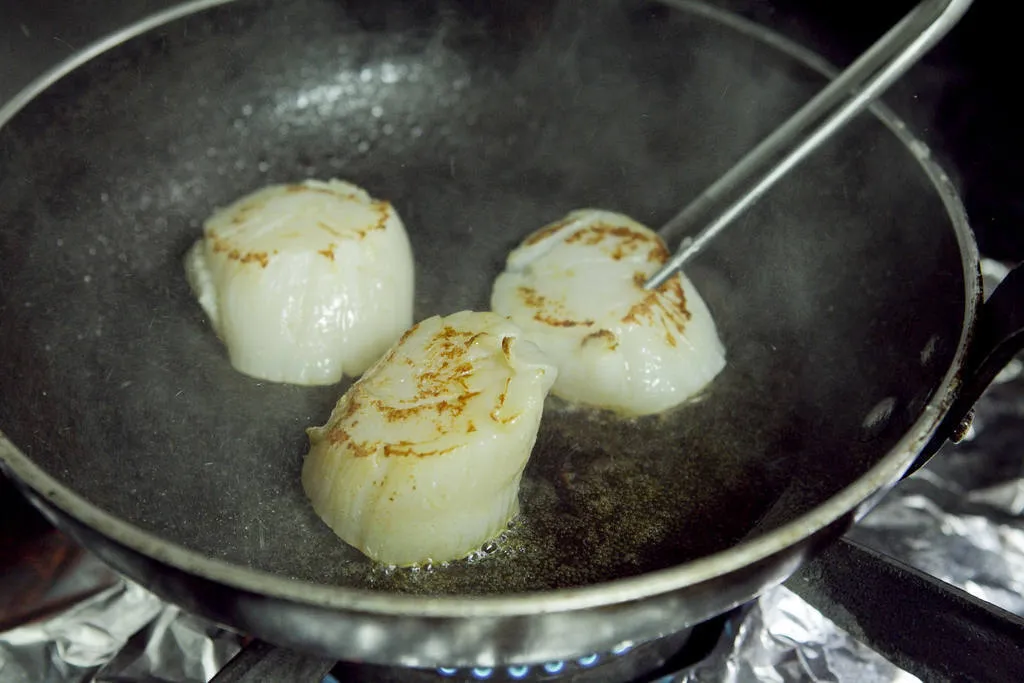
[
  {"x1": 1, "y1": 259, "x2": 1021, "y2": 683},
  {"x1": 0, "y1": 577, "x2": 242, "y2": 683},
  {"x1": 678, "y1": 587, "x2": 924, "y2": 683}
]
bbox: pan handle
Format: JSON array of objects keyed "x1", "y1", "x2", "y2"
[
  {"x1": 785, "y1": 537, "x2": 1024, "y2": 682},
  {"x1": 912, "y1": 261, "x2": 1024, "y2": 471},
  {"x1": 209, "y1": 639, "x2": 335, "y2": 683}
]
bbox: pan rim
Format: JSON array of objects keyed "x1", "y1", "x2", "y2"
[{"x1": 0, "y1": 0, "x2": 980, "y2": 618}]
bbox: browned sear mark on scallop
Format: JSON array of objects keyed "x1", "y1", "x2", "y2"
[
  {"x1": 490, "y1": 376, "x2": 518, "y2": 424},
  {"x1": 517, "y1": 286, "x2": 545, "y2": 308},
  {"x1": 397, "y1": 323, "x2": 421, "y2": 346},
  {"x1": 582, "y1": 328, "x2": 619, "y2": 350},
  {"x1": 369, "y1": 200, "x2": 391, "y2": 233},
  {"x1": 321, "y1": 203, "x2": 390, "y2": 241},
  {"x1": 229, "y1": 201, "x2": 263, "y2": 225},
  {"x1": 517, "y1": 286, "x2": 594, "y2": 328},
  {"x1": 285, "y1": 184, "x2": 357, "y2": 199},
  {"x1": 320, "y1": 396, "x2": 363, "y2": 448},
  {"x1": 501, "y1": 336, "x2": 513, "y2": 361},
  {"x1": 325, "y1": 323, "x2": 509, "y2": 458},
  {"x1": 417, "y1": 360, "x2": 474, "y2": 393},
  {"x1": 383, "y1": 441, "x2": 457, "y2": 458},
  {"x1": 324, "y1": 395, "x2": 362, "y2": 435},
  {"x1": 326, "y1": 426, "x2": 374, "y2": 458},
  {"x1": 326, "y1": 427, "x2": 348, "y2": 446},
  {"x1": 209, "y1": 233, "x2": 270, "y2": 268},
  {"x1": 535, "y1": 313, "x2": 594, "y2": 328},
  {"x1": 240, "y1": 251, "x2": 270, "y2": 267},
  {"x1": 647, "y1": 241, "x2": 671, "y2": 264},
  {"x1": 371, "y1": 326, "x2": 485, "y2": 442},
  {"x1": 318, "y1": 243, "x2": 336, "y2": 261},
  {"x1": 622, "y1": 271, "x2": 691, "y2": 346},
  {"x1": 263, "y1": 188, "x2": 390, "y2": 242},
  {"x1": 326, "y1": 391, "x2": 474, "y2": 457},
  {"x1": 523, "y1": 217, "x2": 574, "y2": 246},
  {"x1": 565, "y1": 223, "x2": 654, "y2": 260},
  {"x1": 372, "y1": 390, "x2": 481, "y2": 423}
]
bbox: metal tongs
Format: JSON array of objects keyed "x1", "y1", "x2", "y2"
[{"x1": 646, "y1": 0, "x2": 974, "y2": 289}]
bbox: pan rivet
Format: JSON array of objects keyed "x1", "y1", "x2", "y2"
[{"x1": 951, "y1": 410, "x2": 975, "y2": 443}]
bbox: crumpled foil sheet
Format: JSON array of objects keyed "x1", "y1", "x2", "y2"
[
  {"x1": 1, "y1": 259, "x2": 1020, "y2": 683},
  {"x1": 678, "y1": 588, "x2": 925, "y2": 683},
  {"x1": 0, "y1": 579, "x2": 242, "y2": 683}
]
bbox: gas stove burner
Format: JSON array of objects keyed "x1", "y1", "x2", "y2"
[
  {"x1": 435, "y1": 642, "x2": 631, "y2": 681},
  {"x1": 326, "y1": 608, "x2": 744, "y2": 683}
]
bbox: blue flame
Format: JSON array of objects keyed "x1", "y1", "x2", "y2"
[
  {"x1": 542, "y1": 661, "x2": 566, "y2": 674},
  {"x1": 434, "y1": 639, "x2": 635, "y2": 679}
]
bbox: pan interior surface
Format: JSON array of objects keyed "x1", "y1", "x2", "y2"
[{"x1": 0, "y1": 0, "x2": 967, "y2": 596}]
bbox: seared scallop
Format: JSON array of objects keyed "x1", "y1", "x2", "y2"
[
  {"x1": 491, "y1": 209, "x2": 725, "y2": 416},
  {"x1": 302, "y1": 311, "x2": 557, "y2": 566},
  {"x1": 184, "y1": 179, "x2": 414, "y2": 385}
]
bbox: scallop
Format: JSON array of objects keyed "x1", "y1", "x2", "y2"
[
  {"x1": 184, "y1": 179, "x2": 414, "y2": 385},
  {"x1": 302, "y1": 311, "x2": 557, "y2": 566},
  {"x1": 490, "y1": 209, "x2": 725, "y2": 416}
]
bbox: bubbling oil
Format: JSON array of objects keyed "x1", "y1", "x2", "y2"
[{"x1": 368, "y1": 518, "x2": 521, "y2": 583}]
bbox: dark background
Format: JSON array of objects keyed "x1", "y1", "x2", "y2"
[{"x1": 726, "y1": 0, "x2": 1023, "y2": 263}]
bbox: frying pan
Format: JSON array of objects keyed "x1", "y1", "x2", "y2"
[{"x1": 1, "y1": 0, "x2": 1022, "y2": 669}]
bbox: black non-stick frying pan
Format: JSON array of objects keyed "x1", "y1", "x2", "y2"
[{"x1": 1, "y1": 0, "x2": 1023, "y2": 670}]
